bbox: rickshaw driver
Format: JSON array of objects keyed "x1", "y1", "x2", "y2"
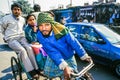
[{"x1": 37, "y1": 13, "x2": 93, "y2": 80}]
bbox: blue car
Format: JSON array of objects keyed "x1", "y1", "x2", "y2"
[{"x1": 65, "y1": 22, "x2": 120, "y2": 76}]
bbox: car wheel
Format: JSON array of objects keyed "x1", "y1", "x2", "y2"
[{"x1": 113, "y1": 61, "x2": 120, "y2": 77}]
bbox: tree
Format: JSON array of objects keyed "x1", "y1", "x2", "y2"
[{"x1": 13, "y1": 0, "x2": 33, "y2": 14}]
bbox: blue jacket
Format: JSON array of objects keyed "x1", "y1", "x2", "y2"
[
  {"x1": 24, "y1": 25, "x2": 37, "y2": 43},
  {"x1": 37, "y1": 31, "x2": 86, "y2": 66}
]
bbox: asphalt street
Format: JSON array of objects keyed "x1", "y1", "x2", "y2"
[{"x1": 0, "y1": 33, "x2": 119, "y2": 80}]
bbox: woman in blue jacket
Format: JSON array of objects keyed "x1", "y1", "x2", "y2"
[{"x1": 24, "y1": 14, "x2": 47, "y2": 75}]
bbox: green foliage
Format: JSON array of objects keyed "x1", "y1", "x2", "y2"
[{"x1": 13, "y1": 0, "x2": 33, "y2": 14}]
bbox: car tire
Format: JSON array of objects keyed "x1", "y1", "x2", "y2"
[{"x1": 113, "y1": 61, "x2": 120, "y2": 77}]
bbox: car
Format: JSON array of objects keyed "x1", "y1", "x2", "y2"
[{"x1": 65, "y1": 22, "x2": 120, "y2": 76}]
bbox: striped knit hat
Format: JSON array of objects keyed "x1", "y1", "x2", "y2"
[{"x1": 37, "y1": 12, "x2": 69, "y2": 39}]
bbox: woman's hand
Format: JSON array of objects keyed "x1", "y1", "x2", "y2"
[
  {"x1": 31, "y1": 42, "x2": 39, "y2": 45},
  {"x1": 33, "y1": 26, "x2": 38, "y2": 32}
]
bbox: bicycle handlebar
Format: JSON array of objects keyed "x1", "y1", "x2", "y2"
[{"x1": 71, "y1": 60, "x2": 94, "y2": 78}]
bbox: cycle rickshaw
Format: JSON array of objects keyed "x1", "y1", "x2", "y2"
[{"x1": 11, "y1": 54, "x2": 94, "y2": 80}]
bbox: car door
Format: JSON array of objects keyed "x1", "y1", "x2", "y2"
[
  {"x1": 79, "y1": 25, "x2": 111, "y2": 64},
  {"x1": 66, "y1": 24, "x2": 80, "y2": 39}
]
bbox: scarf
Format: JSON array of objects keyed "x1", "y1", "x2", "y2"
[{"x1": 37, "y1": 12, "x2": 69, "y2": 39}]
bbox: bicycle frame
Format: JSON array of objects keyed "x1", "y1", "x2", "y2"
[{"x1": 71, "y1": 60, "x2": 94, "y2": 79}]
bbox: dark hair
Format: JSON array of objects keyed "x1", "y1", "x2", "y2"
[
  {"x1": 78, "y1": 17, "x2": 83, "y2": 21},
  {"x1": 61, "y1": 16, "x2": 65, "y2": 19},
  {"x1": 33, "y1": 4, "x2": 41, "y2": 12},
  {"x1": 26, "y1": 14, "x2": 36, "y2": 21},
  {"x1": 46, "y1": 11, "x2": 55, "y2": 17},
  {"x1": 11, "y1": 3, "x2": 22, "y2": 10}
]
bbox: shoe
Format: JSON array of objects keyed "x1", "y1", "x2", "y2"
[
  {"x1": 36, "y1": 69, "x2": 47, "y2": 77},
  {"x1": 28, "y1": 70, "x2": 39, "y2": 79}
]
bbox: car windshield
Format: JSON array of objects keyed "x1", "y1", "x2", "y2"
[{"x1": 94, "y1": 24, "x2": 120, "y2": 44}]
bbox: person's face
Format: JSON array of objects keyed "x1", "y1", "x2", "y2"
[
  {"x1": 27, "y1": 16, "x2": 36, "y2": 26},
  {"x1": 12, "y1": 7, "x2": 21, "y2": 17},
  {"x1": 38, "y1": 23, "x2": 52, "y2": 36}
]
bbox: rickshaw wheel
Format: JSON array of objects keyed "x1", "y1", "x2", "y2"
[{"x1": 11, "y1": 56, "x2": 22, "y2": 80}]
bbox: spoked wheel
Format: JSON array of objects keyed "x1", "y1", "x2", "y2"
[{"x1": 11, "y1": 56, "x2": 22, "y2": 80}]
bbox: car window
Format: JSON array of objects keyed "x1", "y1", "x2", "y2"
[
  {"x1": 80, "y1": 26, "x2": 101, "y2": 42},
  {"x1": 94, "y1": 24, "x2": 120, "y2": 44},
  {"x1": 66, "y1": 25, "x2": 80, "y2": 38}
]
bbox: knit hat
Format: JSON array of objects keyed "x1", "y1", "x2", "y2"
[
  {"x1": 37, "y1": 12, "x2": 54, "y2": 25},
  {"x1": 37, "y1": 12, "x2": 69, "y2": 39}
]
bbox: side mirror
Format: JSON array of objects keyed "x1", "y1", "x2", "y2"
[{"x1": 97, "y1": 39, "x2": 106, "y2": 44}]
